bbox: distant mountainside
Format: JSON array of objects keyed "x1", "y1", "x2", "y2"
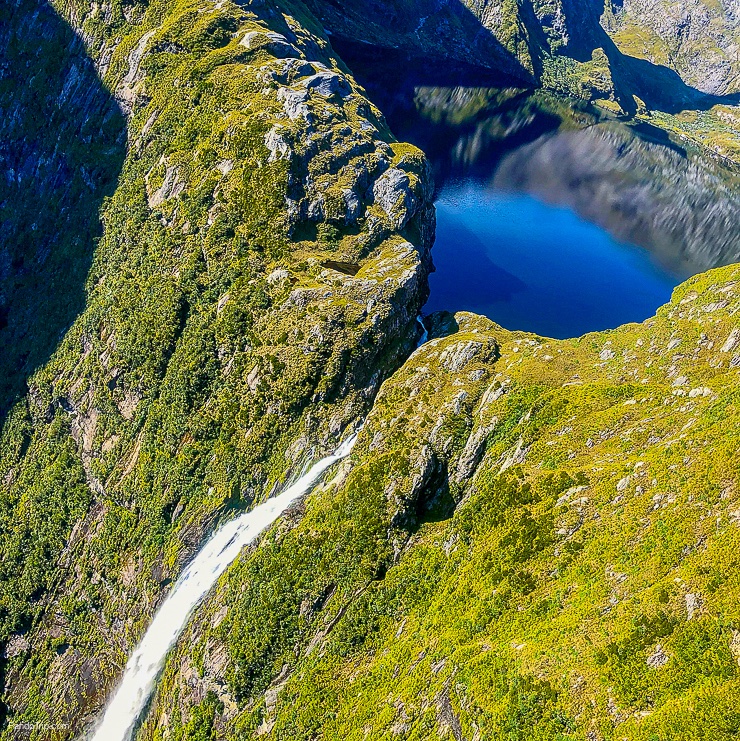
[
  {"x1": 305, "y1": 0, "x2": 740, "y2": 118},
  {"x1": 1, "y1": 1, "x2": 740, "y2": 740},
  {"x1": 605, "y1": 0, "x2": 740, "y2": 96}
]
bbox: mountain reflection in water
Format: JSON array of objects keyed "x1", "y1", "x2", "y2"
[{"x1": 338, "y1": 42, "x2": 740, "y2": 337}]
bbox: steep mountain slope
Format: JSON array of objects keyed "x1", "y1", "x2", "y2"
[
  {"x1": 300, "y1": 0, "x2": 541, "y2": 82},
  {"x1": 0, "y1": 0, "x2": 432, "y2": 734},
  {"x1": 306, "y1": 0, "x2": 740, "y2": 122},
  {"x1": 138, "y1": 265, "x2": 740, "y2": 741},
  {"x1": 604, "y1": 0, "x2": 740, "y2": 96},
  {"x1": 302, "y1": 0, "x2": 616, "y2": 98},
  {"x1": 0, "y1": 0, "x2": 126, "y2": 420},
  {"x1": 1, "y1": 0, "x2": 740, "y2": 740}
]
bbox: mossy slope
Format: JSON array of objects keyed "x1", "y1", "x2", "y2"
[
  {"x1": 0, "y1": 0, "x2": 433, "y2": 735},
  {"x1": 137, "y1": 265, "x2": 740, "y2": 740}
]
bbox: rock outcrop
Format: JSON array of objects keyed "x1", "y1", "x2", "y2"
[
  {"x1": 604, "y1": 0, "x2": 740, "y2": 96},
  {"x1": 0, "y1": 0, "x2": 433, "y2": 735}
]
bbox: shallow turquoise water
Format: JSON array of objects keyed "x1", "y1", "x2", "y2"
[{"x1": 427, "y1": 182, "x2": 681, "y2": 339}]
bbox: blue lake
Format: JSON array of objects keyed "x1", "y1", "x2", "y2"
[
  {"x1": 426, "y1": 182, "x2": 680, "y2": 339},
  {"x1": 333, "y1": 42, "x2": 738, "y2": 340}
]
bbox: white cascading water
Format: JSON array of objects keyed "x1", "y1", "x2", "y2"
[{"x1": 89, "y1": 432, "x2": 359, "y2": 741}]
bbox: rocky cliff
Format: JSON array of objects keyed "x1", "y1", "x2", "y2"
[
  {"x1": 0, "y1": 0, "x2": 433, "y2": 735},
  {"x1": 1, "y1": 1, "x2": 740, "y2": 740},
  {"x1": 0, "y1": 0, "x2": 126, "y2": 420},
  {"x1": 604, "y1": 0, "x2": 740, "y2": 96}
]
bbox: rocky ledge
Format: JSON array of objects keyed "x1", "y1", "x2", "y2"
[{"x1": 0, "y1": 0, "x2": 433, "y2": 735}]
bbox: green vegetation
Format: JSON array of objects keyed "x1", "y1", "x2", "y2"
[
  {"x1": 0, "y1": 0, "x2": 431, "y2": 735},
  {"x1": 2, "y1": 0, "x2": 740, "y2": 739},
  {"x1": 542, "y1": 48, "x2": 617, "y2": 102},
  {"x1": 140, "y1": 268, "x2": 740, "y2": 739}
]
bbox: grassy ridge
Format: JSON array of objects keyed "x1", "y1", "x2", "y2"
[
  {"x1": 0, "y1": 0, "x2": 432, "y2": 735},
  {"x1": 141, "y1": 268, "x2": 740, "y2": 739}
]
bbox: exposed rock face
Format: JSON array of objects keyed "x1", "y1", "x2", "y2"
[
  {"x1": 371, "y1": 159, "x2": 434, "y2": 231},
  {"x1": 605, "y1": 0, "x2": 740, "y2": 95},
  {"x1": 0, "y1": 0, "x2": 434, "y2": 735}
]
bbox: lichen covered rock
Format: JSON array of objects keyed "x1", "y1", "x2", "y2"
[{"x1": 0, "y1": 0, "x2": 433, "y2": 734}]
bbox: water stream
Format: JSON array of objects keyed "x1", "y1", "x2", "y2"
[{"x1": 88, "y1": 432, "x2": 358, "y2": 741}]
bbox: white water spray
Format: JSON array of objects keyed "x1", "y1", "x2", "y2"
[{"x1": 89, "y1": 432, "x2": 358, "y2": 741}]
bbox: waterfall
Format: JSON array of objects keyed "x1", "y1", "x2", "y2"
[
  {"x1": 416, "y1": 315, "x2": 428, "y2": 347},
  {"x1": 88, "y1": 432, "x2": 359, "y2": 741}
]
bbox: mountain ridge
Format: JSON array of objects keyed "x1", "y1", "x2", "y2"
[
  {"x1": 0, "y1": 0, "x2": 739, "y2": 739},
  {"x1": 0, "y1": 0, "x2": 433, "y2": 733}
]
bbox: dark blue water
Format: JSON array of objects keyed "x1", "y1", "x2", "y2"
[
  {"x1": 427, "y1": 182, "x2": 679, "y2": 339},
  {"x1": 331, "y1": 42, "x2": 737, "y2": 340}
]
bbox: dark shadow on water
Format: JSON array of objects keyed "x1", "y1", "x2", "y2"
[
  {"x1": 628, "y1": 121, "x2": 687, "y2": 156},
  {"x1": 304, "y1": 0, "x2": 536, "y2": 86},
  {"x1": 333, "y1": 39, "x2": 563, "y2": 193},
  {"x1": 427, "y1": 312, "x2": 460, "y2": 341},
  {"x1": 0, "y1": 0, "x2": 126, "y2": 425}
]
